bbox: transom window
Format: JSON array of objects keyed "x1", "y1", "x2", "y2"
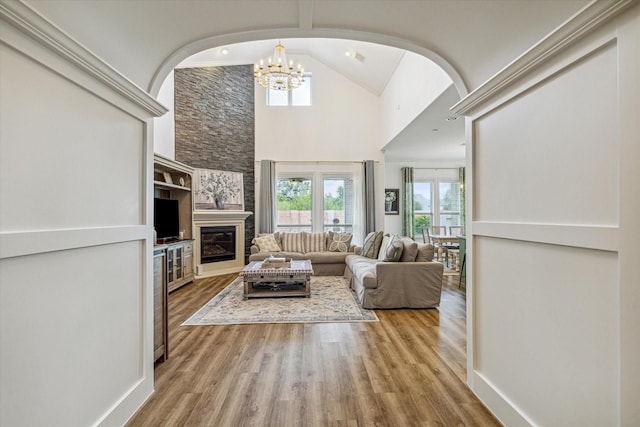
[{"x1": 267, "y1": 74, "x2": 312, "y2": 106}]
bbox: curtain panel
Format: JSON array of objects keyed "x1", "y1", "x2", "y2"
[
  {"x1": 459, "y1": 166, "x2": 466, "y2": 233},
  {"x1": 363, "y1": 160, "x2": 376, "y2": 234},
  {"x1": 259, "y1": 160, "x2": 276, "y2": 234},
  {"x1": 401, "y1": 167, "x2": 414, "y2": 238}
]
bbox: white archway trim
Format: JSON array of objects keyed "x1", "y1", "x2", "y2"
[
  {"x1": 452, "y1": 0, "x2": 635, "y2": 116},
  {"x1": 148, "y1": 28, "x2": 468, "y2": 101}
]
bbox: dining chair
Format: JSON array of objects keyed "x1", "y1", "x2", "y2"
[
  {"x1": 431, "y1": 226, "x2": 447, "y2": 236},
  {"x1": 449, "y1": 226, "x2": 464, "y2": 236},
  {"x1": 422, "y1": 227, "x2": 432, "y2": 244}
]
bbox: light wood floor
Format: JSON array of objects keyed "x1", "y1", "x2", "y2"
[{"x1": 127, "y1": 274, "x2": 500, "y2": 426}]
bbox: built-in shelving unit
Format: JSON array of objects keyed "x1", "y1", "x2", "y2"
[
  {"x1": 153, "y1": 153, "x2": 194, "y2": 240},
  {"x1": 152, "y1": 154, "x2": 195, "y2": 363}
]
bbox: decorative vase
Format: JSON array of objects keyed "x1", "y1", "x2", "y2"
[{"x1": 215, "y1": 197, "x2": 225, "y2": 210}]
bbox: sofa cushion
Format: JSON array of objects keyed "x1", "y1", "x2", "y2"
[
  {"x1": 399, "y1": 237, "x2": 418, "y2": 262},
  {"x1": 416, "y1": 243, "x2": 435, "y2": 262},
  {"x1": 254, "y1": 234, "x2": 281, "y2": 253},
  {"x1": 305, "y1": 232, "x2": 326, "y2": 252},
  {"x1": 327, "y1": 232, "x2": 353, "y2": 252},
  {"x1": 362, "y1": 231, "x2": 384, "y2": 259},
  {"x1": 380, "y1": 234, "x2": 403, "y2": 262},
  {"x1": 345, "y1": 255, "x2": 378, "y2": 289},
  {"x1": 305, "y1": 251, "x2": 351, "y2": 264},
  {"x1": 281, "y1": 232, "x2": 306, "y2": 252}
]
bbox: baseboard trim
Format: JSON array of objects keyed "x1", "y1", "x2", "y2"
[
  {"x1": 94, "y1": 377, "x2": 154, "y2": 427},
  {"x1": 470, "y1": 371, "x2": 534, "y2": 427}
]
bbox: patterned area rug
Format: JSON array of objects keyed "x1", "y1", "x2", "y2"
[{"x1": 182, "y1": 276, "x2": 378, "y2": 325}]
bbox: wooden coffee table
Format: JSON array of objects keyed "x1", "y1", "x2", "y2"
[{"x1": 240, "y1": 260, "x2": 314, "y2": 299}]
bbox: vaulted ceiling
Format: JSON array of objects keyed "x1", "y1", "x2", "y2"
[{"x1": 23, "y1": 0, "x2": 589, "y2": 162}]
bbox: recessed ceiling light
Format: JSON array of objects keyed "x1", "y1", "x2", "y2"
[
  {"x1": 345, "y1": 50, "x2": 352, "y2": 57},
  {"x1": 432, "y1": 128, "x2": 439, "y2": 132},
  {"x1": 221, "y1": 48, "x2": 229, "y2": 55}
]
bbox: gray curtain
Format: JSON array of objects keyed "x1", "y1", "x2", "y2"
[
  {"x1": 401, "y1": 167, "x2": 414, "y2": 238},
  {"x1": 259, "y1": 160, "x2": 276, "y2": 234},
  {"x1": 459, "y1": 166, "x2": 466, "y2": 233},
  {"x1": 363, "y1": 160, "x2": 376, "y2": 234}
]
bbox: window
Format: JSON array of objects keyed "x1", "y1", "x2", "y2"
[
  {"x1": 276, "y1": 177, "x2": 312, "y2": 232},
  {"x1": 438, "y1": 181, "x2": 461, "y2": 228},
  {"x1": 267, "y1": 74, "x2": 312, "y2": 106},
  {"x1": 413, "y1": 181, "x2": 433, "y2": 234},
  {"x1": 323, "y1": 177, "x2": 354, "y2": 233},
  {"x1": 275, "y1": 170, "x2": 355, "y2": 234},
  {"x1": 413, "y1": 171, "x2": 462, "y2": 238}
]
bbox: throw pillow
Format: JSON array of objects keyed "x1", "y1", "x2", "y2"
[
  {"x1": 281, "y1": 232, "x2": 306, "y2": 253},
  {"x1": 305, "y1": 232, "x2": 326, "y2": 253},
  {"x1": 328, "y1": 232, "x2": 353, "y2": 252},
  {"x1": 254, "y1": 234, "x2": 281, "y2": 253},
  {"x1": 381, "y1": 234, "x2": 404, "y2": 262},
  {"x1": 399, "y1": 237, "x2": 418, "y2": 262},
  {"x1": 377, "y1": 235, "x2": 391, "y2": 261},
  {"x1": 362, "y1": 231, "x2": 384, "y2": 259},
  {"x1": 416, "y1": 243, "x2": 435, "y2": 262}
]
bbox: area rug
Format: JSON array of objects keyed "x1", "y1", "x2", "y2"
[{"x1": 182, "y1": 276, "x2": 378, "y2": 325}]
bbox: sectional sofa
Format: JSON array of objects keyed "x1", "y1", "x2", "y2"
[{"x1": 250, "y1": 230, "x2": 444, "y2": 309}]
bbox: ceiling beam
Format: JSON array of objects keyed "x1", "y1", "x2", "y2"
[{"x1": 298, "y1": 0, "x2": 313, "y2": 30}]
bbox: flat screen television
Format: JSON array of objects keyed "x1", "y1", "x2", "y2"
[{"x1": 154, "y1": 198, "x2": 179, "y2": 240}]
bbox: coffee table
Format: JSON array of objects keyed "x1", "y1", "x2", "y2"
[{"x1": 240, "y1": 260, "x2": 314, "y2": 299}]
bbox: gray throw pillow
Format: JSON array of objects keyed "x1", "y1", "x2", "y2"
[
  {"x1": 362, "y1": 231, "x2": 384, "y2": 259},
  {"x1": 399, "y1": 237, "x2": 418, "y2": 262},
  {"x1": 416, "y1": 243, "x2": 435, "y2": 262}
]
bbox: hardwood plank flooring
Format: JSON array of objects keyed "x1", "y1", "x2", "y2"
[{"x1": 127, "y1": 274, "x2": 500, "y2": 426}]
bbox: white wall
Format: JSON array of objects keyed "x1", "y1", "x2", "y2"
[
  {"x1": 380, "y1": 51, "x2": 452, "y2": 147},
  {"x1": 154, "y1": 70, "x2": 175, "y2": 159},
  {"x1": 0, "y1": 4, "x2": 162, "y2": 426},
  {"x1": 454, "y1": 3, "x2": 640, "y2": 425},
  {"x1": 255, "y1": 54, "x2": 384, "y2": 162}
]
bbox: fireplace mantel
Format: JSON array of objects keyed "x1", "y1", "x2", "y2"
[
  {"x1": 194, "y1": 210, "x2": 252, "y2": 222},
  {"x1": 193, "y1": 210, "x2": 253, "y2": 278}
]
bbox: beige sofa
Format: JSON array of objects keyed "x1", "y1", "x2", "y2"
[
  {"x1": 344, "y1": 233, "x2": 444, "y2": 309},
  {"x1": 249, "y1": 231, "x2": 355, "y2": 276}
]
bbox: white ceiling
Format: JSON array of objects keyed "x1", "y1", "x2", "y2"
[
  {"x1": 382, "y1": 84, "x2": 465, "y2": 162},
  {"x1": 24, "y1": 0, "x2": 589, "y2": 163},
  {"x1": 180, "y1": 38, "x2": 405, "y2": 96},
  {"x1": 178, "y1": 37, "x2": 459, "y2": 162}
]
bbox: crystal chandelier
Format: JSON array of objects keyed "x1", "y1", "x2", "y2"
[{"x1": 254, "y1": 42, "x2": 305, "y2": 91}]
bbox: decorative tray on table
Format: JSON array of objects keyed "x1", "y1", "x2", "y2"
[{"x1": 261, "y1": 256, "x2": 291, "y2": 269}]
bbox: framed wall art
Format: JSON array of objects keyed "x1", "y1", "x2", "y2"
[
  {"x1": 384, "y1": 188, "x2": 399, "y2": 215},
  {"x1": 193, "y1": 168, "x2": 244, "y2": 211}
]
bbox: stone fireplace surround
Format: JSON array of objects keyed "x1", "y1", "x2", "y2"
[{"x1": 194, "y1": 210, "x2": 252, "y2": 278}]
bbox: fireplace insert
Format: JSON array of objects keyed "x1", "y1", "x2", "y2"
[{"x1": 200, "y1": 226, "x2": 236, "y2": 264}]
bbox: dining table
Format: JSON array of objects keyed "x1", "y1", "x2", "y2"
[{"x1": 430, "y1": 234, "x2": 461, "y2": 265}]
